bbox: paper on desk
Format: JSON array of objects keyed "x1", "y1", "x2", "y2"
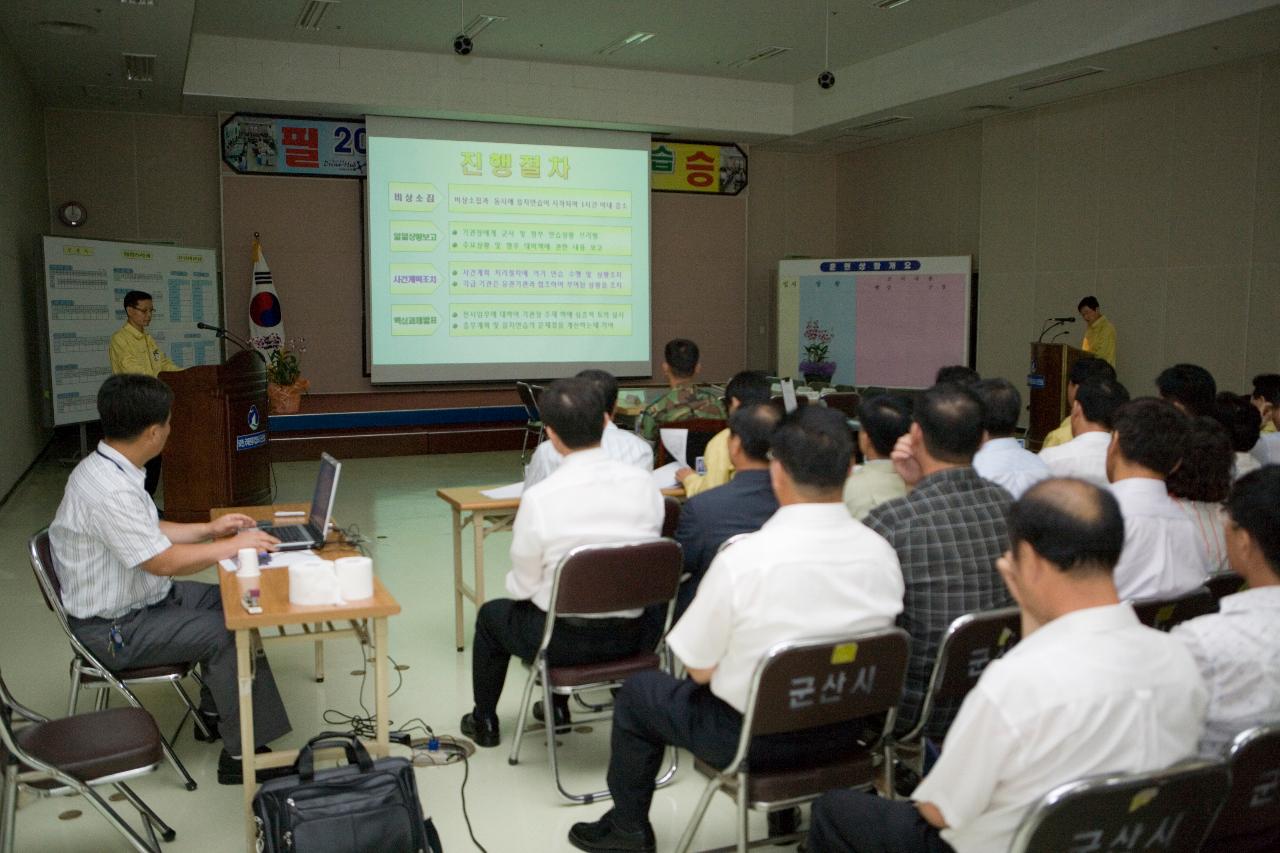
[
  {"x1": 659, "y1": 429, "x2": 689, "y2": 468},
  {"x1": 652, "y1": 461, "x2": 683, "y2": 489},
  {"x1": 219, "y1": 548, "x2": 317, "y2": 573},
  {"x1": 780, "y1": 378, "x2": 798, "y2": 413},
  {"x1": 481, "y1": 482, "x2": 525, "y2": 499}
]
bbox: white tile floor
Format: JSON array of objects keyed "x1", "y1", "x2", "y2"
[{"x1": 0, "y1": 449, "x2": 802, "y2": 852}]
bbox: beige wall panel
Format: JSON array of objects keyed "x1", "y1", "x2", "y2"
[
  {"x1": 978, "y1": 112, "x2": 1038, "y2": 275},
  {"x1": 954, "y1": 124, "x2": 985, "y2": 266},
  {"x1": 1094, "y1": 268, "x2": 1169, "y2": 394},
  {"x1": 1245, "y1": 264, "x2": 1280, "y2": 379},
  {"x1": 45, "y1": 110, "x2": 138, "y2": 241},
  {"x1": 1164, "y1": 264, "x2": 1250, "y2": 392},
  {"x1": 1033, "y1": 270, "x2": 1097, "y2": 332},
  {"x1": 134, "y1": 114, "x2": 221, "y2": 248},
  {"x1": 1034, "y1": 99, "x2": 1102, "y2": 273},
  {"x1": 1166, "y1": 62, "x2": 1260, "y2": 268},
  {"x1": 1253, "y1": 56, "x2": 1280, "y2": 265},
  {"x1": 975, "y1": 272, "x2": 1037, "y2": 386},
  {"x1": 1094, "y1": 81, "x2": 1175, "y2": 270}
]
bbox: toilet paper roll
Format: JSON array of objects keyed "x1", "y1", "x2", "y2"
[
  {"x1": 335, "y1": 557, "x2": 374, "y2": 601},
  {"x1": 288, "y1": 559, "x2": 340, "y2": 606},
  {"x1": 237, "y1": 548, "x2": 260, "y2": 577}
]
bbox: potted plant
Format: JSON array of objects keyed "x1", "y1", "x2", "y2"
[
  {"x1": 800, "y1": 320, "x2": 838, "y2": 389},
  {"x1": 265, "y1": 339, "x2": 309, "y2": 414}
]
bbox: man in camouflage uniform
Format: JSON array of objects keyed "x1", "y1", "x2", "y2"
[{"x1": 635, "y1": 338, "x2": 727, "y2": 443}]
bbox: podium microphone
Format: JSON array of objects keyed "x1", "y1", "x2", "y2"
[
  {"x1": 197, "y1": 323, "x2": 265, "y2": 361},
  {"x1": 1050, "y1": 317, "x2": 1077, "y2": 323}
]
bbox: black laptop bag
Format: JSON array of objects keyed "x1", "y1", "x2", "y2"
[{"x1": 253, "y1": 733, "x2": 440, "y2": 853}]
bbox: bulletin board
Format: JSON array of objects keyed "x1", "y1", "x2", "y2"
[
  {"x1": 41, "y1": 236, "x2": 222, "y2": 426},
  {"x1": 776, "y1": 256, "x2": 973, "y2": 389}
]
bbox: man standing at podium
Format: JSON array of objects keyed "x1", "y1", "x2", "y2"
[
  {"x1": 1077, "y1": 295, "x2": 1116, "y2": 367},
  {"x1": 109, "y1": 290, "x2": 182, "y2": 496}
]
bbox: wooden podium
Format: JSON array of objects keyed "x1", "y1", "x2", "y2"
[
  {"x1": 1027, "y1": 342, "x2": 1090, "y2": 449},
  {"x1": 160, "y1": 349, "x2": 272, "y2": 522}
]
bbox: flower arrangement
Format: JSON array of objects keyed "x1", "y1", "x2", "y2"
[
  {"x1": 799, "y1": 320, "x2": 837, "y2": 381},
  {"x1": 265, "y1": 337, "x2": 309, "y2": 414}
]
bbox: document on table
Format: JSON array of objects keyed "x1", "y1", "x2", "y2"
[
  {"x1": 481, "y1": 482, "x2": 525, "y2": 499},
  {"x1": 652, "y1": 461, "x2": 683, "y2": 489},
  {"x1": 659, "y1": 428, "x2": 689, "y2": 467},
  {"x1": 218, "y1": 548, "x2": 318, "y2": 573}
]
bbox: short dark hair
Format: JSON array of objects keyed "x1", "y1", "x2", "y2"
[
  {"x1": 1112, "y1": 397, "x2": 1190, "y2": 477},
  {"x1": 1009, "y1": 478, "x2": 1124, "y2": 575},
  {"x1": 1156, "y1": 363, "x2": 1217, "y2": 417},
  {"x1": 123, "y1": 290, "x2": 153, "y2": 309},
  {"x1": 934, "y1": 365, "x2": 980, "y2": 386},
  {"x1": 1075, "y1": 378, "x2": 1130, "y2": 428},
  {"x1": 1069, "y1": 356, "x2": 1116, "y2": 387},
  {"x1": 728, "y1": 403, "x2": 780, "y2": 463},
  {"x1": 663, "y1": 338, "x2": 700, "y2": 378},
  {"x1": 915, "y1": 383, "x2": 985, "y2": 464},
  {"x1": 97, "y1": 373, "x2": 173, "y2": 440},
  {"x1": 1227, "y1": 466, "x2": 1280, "y2": 578},
  {"x1": 1213, "y1": 392, "x2": 1261, "y2": 454},
  {"x1": 574, "y1": 368, "x2": 618, "y2": 414},
  {"x1": 857, "y1": 394, "x2": 913, "y2": 457},
  {"x1": 1252, "y1": 374, "x2": 1280, "y2": 407},
  {"x1": 724, "y1": 370, "x2": 771, "y2": 408},
  {"x1": 770, "y1": 406, "x2": 853, "y2": 491},
  {"x1": 1077, "y1": 295, "x2": 1100, "y2": 312},
  {"x1": 538, "y1": 377, "x2": 605, "y2": 449},
  {"x1": 974, "y1": 378, "x2": 1022, "y2": 437},
  {"x1": 1166, "y1": 417, "x2": 1233, "y2": 503}
]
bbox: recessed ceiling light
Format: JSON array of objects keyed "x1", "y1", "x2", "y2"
[
  {"x1": 846, "y1": 115, "x2": 913, "y2": 131},
  {"x1": 874, "y1": 0, "x2": 914, "y2": 9},
  {"x1": 963, "y1": 104, "x2": 1011, "y2": 112},
  {"x1": 123, "y1": 53, "x2": 156, "y2": 82},
  {"x1": 727, "y1": 46, "x2": 791, "y2": 69},
  {"x1": 1016, "y1": 66, "x2": 1106, "y2": 92},
  {"x1": 119, "y1": 0, "x2": 156, "y2": 6},
  {"x1": 597, "y1": 32, "x2": 656, "y2": 56},
  {"x1": 38, "y1": 20, "x2": 97, "y2": 36},
  {"x1": 296, "y1": 0, "x2": 339, "y2": 31},
  {"x1": 462, "y1": 14, "x2": 507, "y2": 38}
]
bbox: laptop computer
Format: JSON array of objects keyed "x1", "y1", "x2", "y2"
[{"x1": 260, "y1": 452, "x2": 342, "y2": 551}]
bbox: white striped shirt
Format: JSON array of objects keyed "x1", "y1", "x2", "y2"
[
  {"x1": 522, "y1": 421, "x2": 653, "y2": 489},
  {"x1": 49, "y1": 442, "x2": 172, "y2": 620}
]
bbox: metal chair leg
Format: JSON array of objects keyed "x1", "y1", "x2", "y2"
[
  {"x1": 115, "y1": 783, "x2": 176, "y2": 844},
  {"x1": 157, "y1": 736, "x2": 198, "y2": 792},
  {"x1": 674, "y1": 776, "x2": 721, "y2": 853},
  {"x1": 169, "y1": 680, "x2": 211, "y2": 742},
  {"x1": 736, "y1": 771, "x2": 750, "y2": 853},
  {"x1": 76, "y1": 783, "x2": 159, "y2": 853},
  {"x1": 66, "y1": 662, "x2": 83, "y2": 717},
  {"x1": 1, "y1": 764, "x2": 18, "y2": 853},
  {"x1": 506, "y1": 659, "x2": 541, "y2": 766}
]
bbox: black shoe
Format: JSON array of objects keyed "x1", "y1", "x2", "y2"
[
  {"x1": 193, "y1": 710, "x2": 220, "y2": 743},
  {"x1": 767, "y1": 806, "x2": 801, "y2": 842},
  {"x1": 460, "y1": 712, "x2": 500, "y2": 748},
  {"x1": 217, "y1": 747, "x2": 293, "y2": 786},
  {"x1": 568, "y1": 810, "x2": 655, "y2": 853},
  {"x1": 533, "y1": 699, "x2": 573, "y2": 732}
]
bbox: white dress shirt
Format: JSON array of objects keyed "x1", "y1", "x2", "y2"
[
  {"x1": 915, "y1": 604, "x2": 1207, "y2": 853},
  {"x1": 666, "y1": 502, "x2": 904, "y2": 713},
  {"x1": 1251, "y1": 432, "x2": 1280, "y2": 465},
  {"x1": 49, "y1": 442, "x2": 173, "y2": 620},
  {"x1": 1173, "y1": 586, "x2": 1280, "y2": 757},
  {"x1": 1233, "y1": 451, "x2": 1261, "y2": 481},
  {"x1": 507, "y1": 446, "x2": 664, "y2": 616},
  {"x1": 1037, "y1": 430, "x2": 1112, "y2": 488},
  {"x1": 1111, "y1": 478, "x2": 1212, "y2": 600},
  {"x1": 1171, "y1": 498, "x2": 1229, "y2": 575},
  {"x1": 973, "y1": 437, "x2": 1051, "y2": 499},
  {"x1": 523, "y1": 420, "x2": 653, "y2": 489}
]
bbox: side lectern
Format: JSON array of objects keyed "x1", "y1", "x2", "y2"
[
  {"x1": 1027, "y1": 342, "x2": 1091, "y2": 449},
  {"x1": 160, "y1": 349, "x2": 272, "y2": 522}
]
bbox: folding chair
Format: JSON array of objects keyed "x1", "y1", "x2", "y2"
[
  {"x1": 0, "y1": 667, "x2": 175, "y2": 853},
  {"x1": 662, "y1": 496, "x2": 682, "y2": 539},
  {"x1": 1204, "y1": 571, "x2": 1247, "y2": 602},
  {"x1": 821, "y1": 392, "x2": 861, "y2": 419},
  {"x1": 508, "y1": 539, "x2": 683, "y2": 804},
  {"x1": 1131, "y1": 586, "x2": 1217, "y2": 632},
  {"x1": 655, "y1": 418, "x2": 727, "y2": 467},
  {"x1": 29, "y1": 530, "x2": 209, "y2": 791},
  {"x1": 1202, "y1": 723, "x2": 1280, "y2": 852},
  {"x1": 675, "y1": 627, "x2": 911, "y2": 853},
  {"x1": 1008, "y1": 759, "x2": 1230, "y2": 853},
  {"x1": 516, "y1": 381, "x2": 545, "y2": 463},
  {"x1": 886, "y1": 606, "x2": 1022, "y2": 797}
]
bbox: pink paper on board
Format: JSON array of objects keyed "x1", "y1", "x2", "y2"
[{"x1": 854, "y1": 274, "x2": 968, "y2": 387}]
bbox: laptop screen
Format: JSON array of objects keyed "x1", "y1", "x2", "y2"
[{"x1": 307, "y1": 453, "x2": 342, "y2": 535}]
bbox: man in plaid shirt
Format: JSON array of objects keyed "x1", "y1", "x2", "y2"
[{"x1": 865, "y1": 382, "x2": 1014, "y2": 743}]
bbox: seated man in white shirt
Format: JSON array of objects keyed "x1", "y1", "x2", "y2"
[
  {"x1": 523, "y1": 368, "x2": 653, "y2": 489},
  {"x1": 1250, "y1": 374, "x2": 1280, "y2": 464},
  {"x1": 807, "y1": 478, "x2": 1208, "y2": 853},
  {"x1": 462, "y1": 376, "x2": 665, "y2": 748},
  {"x1": 1038, "y1": 377, "x2": 1129, "y2": 488},
  {"x1": 568, "y1": 407, "x2": 904, "y2": 853},
  {"x1": 843, "y1": 394, "x2": 911, "y2": 520},
  {"x1": 972, "y1": 378, "x2": 1049, "y2": 498},
  {"x1": 1106, "y1": 397, "x2": 1211, "y2": 599},
  {"x1": 50, "y1": 374, "x2": 288, "y2": 785},
  {"x1": 1173, "y1": 465, "x2": 1280, "y2": 758}
]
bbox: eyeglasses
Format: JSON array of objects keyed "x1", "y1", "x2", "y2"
[{"x1": 129, "y1": 306, "x2": 156, "y2": 315}]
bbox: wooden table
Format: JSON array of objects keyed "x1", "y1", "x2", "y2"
[
  {"x1": 437, "y1": 484, "x2": 684, "y2": 652},
  {"x1": 212, "y1": 503, "x2": 401, "y2": 851}
]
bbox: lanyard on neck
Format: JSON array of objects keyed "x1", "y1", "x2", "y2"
[{"x1": 94, "y1": 448, "x2": 128, "y2": 475}]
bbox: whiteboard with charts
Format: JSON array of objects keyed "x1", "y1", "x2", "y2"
[
  {"x1": 41, "y1": 236, "x2": 222, "y2": 427},
  {"x1": 776, "y1": 256, "x2": 973, "y2": 390}
]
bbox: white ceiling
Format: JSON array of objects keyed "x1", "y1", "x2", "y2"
[{"x1": 3, "y1": 0, "x2": 1280, "y2": 150}]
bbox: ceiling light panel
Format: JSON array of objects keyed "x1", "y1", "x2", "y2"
[
  {"x1": 462, "y1": 15, "x2": 508, "y2": 38},
  {"x1": 847, "y1": 115, "x2": 912, "y2": 131},
  {"x1": 597, "y1": 32, "x2": 656, "y2": 56},
  {"x1": 1017, "y1": 66, "x2": 1106, "y2": 91},
  {"x1": 874, "y1": 0, "x2": 914, "y2": 9},
  {"x1": 727, "y1": 46, "x2": 791, "y2": 69},
  {"x1": 123, "y1": 53, "x2": 156, "y2": 82},
  {"x1": 296, "y1": 0, "x2": 338, "y2": 31}
]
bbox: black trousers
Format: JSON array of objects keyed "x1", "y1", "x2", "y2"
[
  {"x1": 807, "y1": 790, "x2": 956, "y2": 853},
  {"x1": 606, "y1": 670, "x2": 864, "y2": 830},
  {"x1": 470, "y1": 598, "x2": 646, "y2": 718}
]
